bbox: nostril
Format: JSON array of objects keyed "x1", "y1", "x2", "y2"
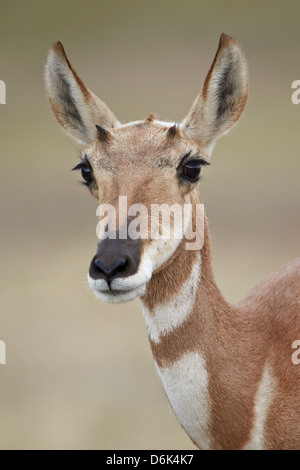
[
  {"x1": 94, "y1": 257, "x2": 127, "y2": 280},
  {"x1": 94, "y1": 259, "x2": 110, "y2": 275},
  {"x1": 114, "y1": 258, "x2": 127, "y2": 273}
]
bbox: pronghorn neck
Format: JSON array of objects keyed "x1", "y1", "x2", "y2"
[
  {"x1": 140, "y1": 218, "x2": 226, "y2": 449},
  {"x1": 141, "y1": 216, "x2": 229, "y2": 363},
  {"x1": 140, "y1": 218, "x2": 275, "y2": 450}
]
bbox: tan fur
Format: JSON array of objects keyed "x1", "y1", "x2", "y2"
[{"x1": 45, "y1": 34, "x2": 300, "y2": 450}]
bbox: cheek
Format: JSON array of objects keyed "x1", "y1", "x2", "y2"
[
  {"x1": 140, "y1": 189, "x2": 200, "y2": 273},
  {"x1": 142, "y1": 200, "x2": 191, "y2": 273},
  {"x1": 143, "y1": 237, "x2": 182, "y2": 274},
  {"x1": 94, "y1": 175, "x2": 118, "y2": 205}
]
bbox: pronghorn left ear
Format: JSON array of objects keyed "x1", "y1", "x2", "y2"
[
  {"x1": 45, "y1": 42, "x2": 120, "y2": 145},
  {"x1": 182, "y1": 34, "x2": 248, "y2": 154}
]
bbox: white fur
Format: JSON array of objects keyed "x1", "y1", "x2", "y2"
[
  {"x1": 155, "y1": 352, "x2": 211, "y2": 450},
  {"x1": 111, "y1": 256, "x2": 152, "y2": 291},
  {"x1": 91, "y1": 281, "x2": 147, "y2": 304},
  {"x1": 141, "y1": 253, "x2": 201, "y2": 343},
  {"x1": 243, "y1": 364, "x2": 276, "y2": 450},
  {"x1": 117, "y1": 120, "x2": 176, "y2": 129},
  {"x1": 88, "y1": 255, "x2": 152, "y2": 303}
]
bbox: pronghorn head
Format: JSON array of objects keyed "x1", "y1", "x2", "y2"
[{"x1": 45, "y1": 34, "x2": 248, "y2": 303}]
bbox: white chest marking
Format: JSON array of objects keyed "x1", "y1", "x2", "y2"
[
  {"x1": 141, "y1": 254, "x2": 201, "y2": 343},
  {"x1": 155, "y1": 352, "x2": 211, "y2": 450},
  {"x1": 243, "y1": 364, "x2": 276, "y2": 450}
]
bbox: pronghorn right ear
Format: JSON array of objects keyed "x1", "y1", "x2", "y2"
[
  {"x1": 45, "y1": 42, "x2": 120, "y2": 145},
  {"x1": 181, "y1": 34, "x2": 248, "y2": 155}
]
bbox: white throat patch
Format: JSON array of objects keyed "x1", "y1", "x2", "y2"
[
  {"x1": 155, "y1": 352, "x2": 211, "y2": 450},
  {"x1": 141, "y1": 253, "x2": 201, "y2": 343}
]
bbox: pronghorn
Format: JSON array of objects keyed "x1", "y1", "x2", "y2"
[{"x1": 45, "y1": 34, "x2": 300, "y2": 450}]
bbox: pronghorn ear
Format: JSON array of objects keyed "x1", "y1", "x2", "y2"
[
  {"x1": 45, "y1": 42, "x2": 120, "y2": 145},
  {"x1": 182, "y1": 34, "x2": 248, "y2": 154}
]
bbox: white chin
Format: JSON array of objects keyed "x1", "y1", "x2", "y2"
[
  {"x1": 87, "y1": 257, "x2": 153, "y2": 304},
  {"x1": 92, "y1": 283, "x2": 147, "y2": 304}
]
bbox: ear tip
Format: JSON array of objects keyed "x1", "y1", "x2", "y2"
[
  {"x1": 51, "y1": 41, "x2": 66, "y2": 56},
  {"x1": 219, "y1": 33, "x2": 238, "y2": 48},
  {"x1": 220, "y1": 32, "x2": 233, "y2": 41}
]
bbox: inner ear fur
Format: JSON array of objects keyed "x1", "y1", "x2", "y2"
[
  {"x1": 182, "y1": 33, "x2": 248, "y2": 150},
  {"x1": 45, "y1": 41, "x2": 120, "y2": 144}
]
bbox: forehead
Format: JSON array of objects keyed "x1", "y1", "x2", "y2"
[{"x1": 85, "y1": 119, "x2": 199, "y2": 168}]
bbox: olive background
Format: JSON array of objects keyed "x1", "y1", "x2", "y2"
[{"x1": 0, "y1": 0, "x2": 299, "y2": 449}]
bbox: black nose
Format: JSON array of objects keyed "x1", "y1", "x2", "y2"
[
  {"x1": 94, "y1": 257, "x2": 127, "y2": 281},
  {"x1": 89, "y1": 237, "x2": 142, "y2": 283}
]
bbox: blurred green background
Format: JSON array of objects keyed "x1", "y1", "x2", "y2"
[{"x1": 0, "y1": 0, "x2": 299, "y2": 450}]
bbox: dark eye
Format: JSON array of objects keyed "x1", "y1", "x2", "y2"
[
  {"x1": 182, "y1": 160, "x2": 202, "y2": 182},
  {"x1": 72, "y1": 160, "x2": 94, "y2": 186},
  {"x1": 81, "y1": 165, "x2": 92, "y2": 184}
]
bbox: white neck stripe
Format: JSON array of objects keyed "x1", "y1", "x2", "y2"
[{"x1": 141, "y1": 253, "x2": 201, "y2": 343}]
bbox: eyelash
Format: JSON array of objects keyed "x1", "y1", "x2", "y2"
[
  {"x1": 72, "y1": 159, "x2": 89, "y2": 170},
  {"x1": 179, "y1": 156, "x2": 210, "y2": 183}
]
